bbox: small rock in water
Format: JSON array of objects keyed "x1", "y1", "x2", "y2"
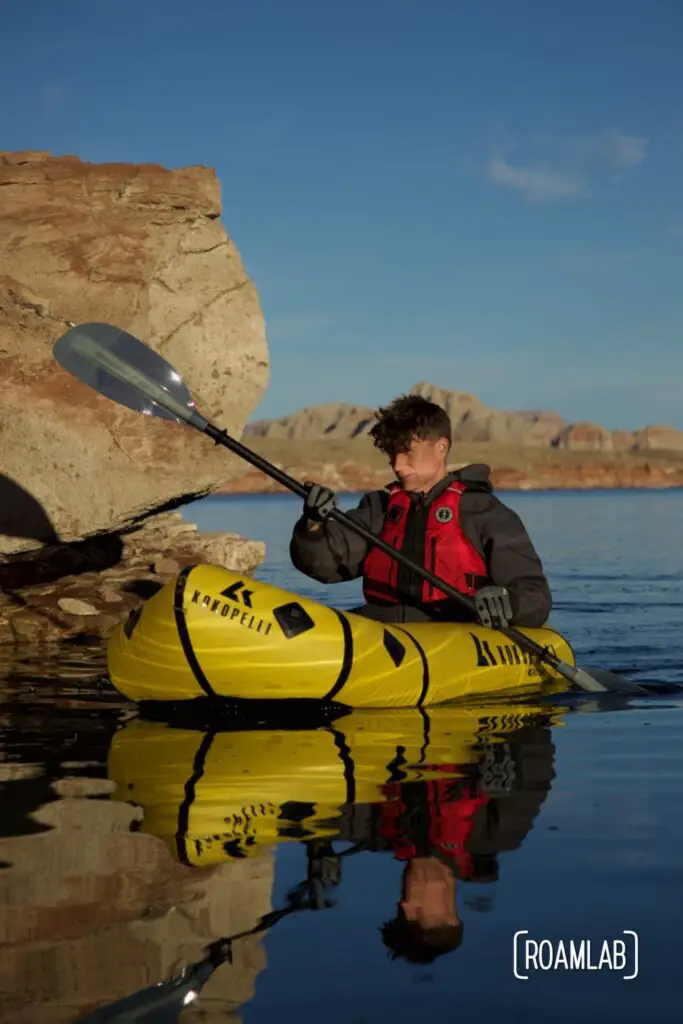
[
  {"x1": 57, "y1": 597, "x2": 99, "y2": 616},
  {"x1": 10, "y1": 610, "x2": 48, "y2": 640},
  {"x1": 153, "y1": 556, "x2": 180, "y2": 575}
]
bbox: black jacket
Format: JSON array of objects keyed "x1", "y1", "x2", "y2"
[
  {"x1": 289, "y1": 464, "x2": 552, "y2": 627},
  {"x1": 327, "y1": 719, "x2": 556, "y2": 882}
]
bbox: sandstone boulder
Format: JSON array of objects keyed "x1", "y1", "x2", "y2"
[{"x1": 0, "y1": 151, "x2": 269, "y2": 555}]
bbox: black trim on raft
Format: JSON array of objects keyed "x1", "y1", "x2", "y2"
[
  {"x1": 418, "y1": 706, "x2": 430, "y2": 764},
  {"x1": 385, "y1": 745, "x2": 408, "y2": 783},
  {"x1": 394, "y1": 625, "x2": 430, "y2": 707},
  {"x1": 382, "y1": 628, "x2": 407, "y2": 667},
  {"x1": 322, "y1": 610, "x2": 354, "y2": 700},
  {"x1": 541, "y1": 625, "x2": 577, "y2": 672},
  {"x1": 330, "y1": 727, "x2": 356, "y2": 805},
  {"x1": 176, "y1": 730, "x2": 216, "y2": 866},
  {"x1": 173, "y1": 565, "x2": 217, "y2": 698}
]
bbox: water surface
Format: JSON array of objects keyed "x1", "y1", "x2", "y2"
[{"x1": 0, "y1": 489, "x2": 681, "y2": 1022}]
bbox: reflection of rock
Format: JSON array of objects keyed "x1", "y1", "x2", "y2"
[{"x1": 0, "y1": 781, "x2": 274, "y2": 1023}]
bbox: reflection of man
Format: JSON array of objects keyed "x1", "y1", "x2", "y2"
[
  {"x1": 375, "y1": 754, "x2": 489, "y2": 964},
  {"x1": 327, "y1": 719, "x2": 556, "y2": 964}
]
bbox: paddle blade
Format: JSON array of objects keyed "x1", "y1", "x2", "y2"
[
  {"x1": 53, "y1": 322, "x2": 207, "y2": 428},
  {"x1": 75, "y1": 971, "x2": 204, "y2": 1022},
  {"x1": 574, "y1": 666, "x2": 649, "y2": 696},
  {"x1": 559, "y1": 661, "x2": 648, "y2": 696}
]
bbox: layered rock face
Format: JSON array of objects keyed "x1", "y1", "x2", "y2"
[
  {"x1": 246, "y1": 402, "x2": 378, "y2": 440},
  {"x1": 0, "y1": 150, "x2": 268, "y2": 548},
  {"x1": 633, "y1": 426, "x2": 683, "y2": 451},
  {"x1": 553, "y1": 421, "x2": 615, "y2": 451},
  {"x1": 409, "y1": 382, "x2": 566, "y2": 447},
  {"x1": 0, "y1": 150, "x2": 269, "y2": 641}
]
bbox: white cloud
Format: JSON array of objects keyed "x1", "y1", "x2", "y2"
[
  {"x1": 485, "y1": 127, "x2": 648, "y2": 203},
  {"x1": 601, "y1": 129, "x2": 648, "y2": 167},
  {"x1": 486, "y1": 155, "x2": 588, "y2": 202}
]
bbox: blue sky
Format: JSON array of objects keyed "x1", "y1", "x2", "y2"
[{"x1": 2, "y1": 0, "x2": 682, "y2": 429}]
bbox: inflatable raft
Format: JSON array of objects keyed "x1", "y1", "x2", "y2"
[
  {"x1": 107, "y1": 564, "x2": 574, "y2": 708},
  {"x1": 107, "y1": 702, "x2": 563, "y2": 866}
]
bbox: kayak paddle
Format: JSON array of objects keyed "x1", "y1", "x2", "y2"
[{"x1": 52, "y1": 322, "x2": 648, "y2": 697}]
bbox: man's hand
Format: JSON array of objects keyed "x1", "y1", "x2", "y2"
[
  {"x1": 474, "y1": 585, "x2": 513, "y2": 629},
  {"x1": 303, "y1": 482, "x2": 337, "y2": 526}
]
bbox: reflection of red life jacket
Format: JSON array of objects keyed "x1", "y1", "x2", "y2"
[
  {"x1": 377, "y1": 770, "x2": 489, "y2": 879},
  {"x1": 362, "y1": 481, "x2": 489, "y2": 605}
]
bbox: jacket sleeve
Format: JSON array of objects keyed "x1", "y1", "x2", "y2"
[
  {"x1": 474, "y1": 499, "x2": 552, "y2": 627},
  {"x1": 289, "y1": 490, "x2": 387, "y2": 584}
]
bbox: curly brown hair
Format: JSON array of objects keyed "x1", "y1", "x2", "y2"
[
  {"x1": 369, "y1": 394, "x2": 452, "y2": 456},
  {"x1": 380, "y1": 909, "x2": 464, "y2": 964}
]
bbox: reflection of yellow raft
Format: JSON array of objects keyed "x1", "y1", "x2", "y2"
[
  {"x1": 107, "y1": 703, "x2": 564, "y2": 866},
  {"x1": 107, "y1": 564, "x2": 574, "y2": 707}
]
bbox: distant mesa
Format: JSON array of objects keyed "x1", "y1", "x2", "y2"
[{"x1": 244, "y1": 381, "x2": 683, "y2": 453}]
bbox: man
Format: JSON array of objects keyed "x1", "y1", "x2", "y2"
[{"x1": 289, "y1": 393, "x2": 552, "y2": 629}]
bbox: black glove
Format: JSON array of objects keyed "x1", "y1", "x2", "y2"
[
  {"x1": 474, "y1": 585, "x2": 513, "y2": 629},
  {"x1": 303, "y1": 481, "x2": 337, "y2": 522}
]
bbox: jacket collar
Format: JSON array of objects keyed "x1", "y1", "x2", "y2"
[{"x1": 387, "y1": 472, "x2": 457, "y2": 505}]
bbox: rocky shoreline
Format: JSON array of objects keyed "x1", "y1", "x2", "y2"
[
  {"x1": 219, "y1": 461, "x2": 683, "y2": 494},
  {"x1": 0, "y1": 509, "x2": 264, "y2": 646},
  {"x1": 216, "y1": 440, "x2": 683, "y2": 495}
]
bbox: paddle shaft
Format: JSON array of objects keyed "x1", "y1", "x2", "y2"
[{"x1": 203, "y1": 423, "x2": 561, "y2": 670}]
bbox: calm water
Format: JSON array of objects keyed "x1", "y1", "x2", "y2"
[{"x1": 0, "y1": 489, "x2": 682, "y2": 1023}]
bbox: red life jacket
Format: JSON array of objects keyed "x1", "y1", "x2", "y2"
[
  {"x1": 377, "y1": 771, "x2": 490, "y2": 880},
  {"x1": 362, "y1": 480, "x2": 489, "y2": 604}
]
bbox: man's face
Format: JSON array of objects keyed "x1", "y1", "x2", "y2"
[
  {"x1": 390, "y1": 436, "x2": 449, "y2": 492},
  {"x1": 401, "y1": 856, "x2": 458, "y2": 930}
]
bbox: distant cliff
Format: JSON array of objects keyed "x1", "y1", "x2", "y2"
[
  {"x1": 245, "y1": 380, "x2": 683, "y2": 453},
  {"x1": 227, "y1": 379, "x2": 683, "y2": 493}
]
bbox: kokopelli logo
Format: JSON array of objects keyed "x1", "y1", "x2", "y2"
[{"x1": 221, "y1": 580, "x2": 254, "y2": 608}]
